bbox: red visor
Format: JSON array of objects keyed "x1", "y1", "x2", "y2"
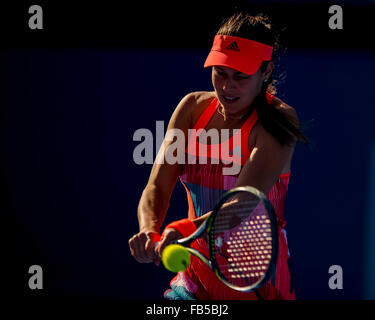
[{"x1": 204, "y1": 35, "x2": 273, "y2": 75}]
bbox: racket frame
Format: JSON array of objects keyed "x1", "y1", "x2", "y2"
[
  {"x1": 173, "y1": 186, "x2": 279, "y2": 293},
  {"x1": 207, "y1": 186, "x2": 279, "y2": 292},
  {"x1": 175, "y1": 218, "x2": 214, "y2": 268}
]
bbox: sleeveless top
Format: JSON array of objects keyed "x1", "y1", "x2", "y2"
[
  {"x1": 176, "y1": 92, "x2": 295, "y2": 299},
  {"x1": 180, "y1": 92, "x2": 290, "y2": 226}
]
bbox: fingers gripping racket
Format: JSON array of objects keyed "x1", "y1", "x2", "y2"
[{"x1": 161, "y1": 186, "x2": 279, "y2": 294}]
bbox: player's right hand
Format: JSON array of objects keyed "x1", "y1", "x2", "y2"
[
  {"x1": 128, "y1": 231, "x2": 160, "y2": 265},
  {"x1": 154, "y1": 228, "x2": 183, "y2": 261}
]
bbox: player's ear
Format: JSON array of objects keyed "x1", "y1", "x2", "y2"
[{"x1": 264, "y1": 61, "x2": 274, "y2": 80}]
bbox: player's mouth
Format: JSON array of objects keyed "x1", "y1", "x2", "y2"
[{"x1": 222, "y1": 95, "x2": 240, "y2": 104}]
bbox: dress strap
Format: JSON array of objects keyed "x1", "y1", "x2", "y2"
[{"x1": 192, "y1": 97, "x2": 219, "y2": 130}]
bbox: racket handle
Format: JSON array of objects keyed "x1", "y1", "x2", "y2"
[
  {"x1": 154, "y1": 240, "x2": 178, "y2": 253},
  {"x1": 154, "y1": 241, "x2": 159, "y2": 254}
]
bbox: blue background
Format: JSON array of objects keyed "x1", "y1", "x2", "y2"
[
  {"x1": 2, "y1": 0, "x2": 375, "y2": 302},
  {"x1": 2, "y1": 47, "x2": 374, "y2": 300}
]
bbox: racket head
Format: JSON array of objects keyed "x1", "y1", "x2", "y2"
[{"x1": 207, "y1": 186, "x2": 279, "y2": 292}]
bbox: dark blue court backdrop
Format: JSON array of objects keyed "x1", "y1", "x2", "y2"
[
  {"x1": 3, "y1": 47, "x2": 375, "y2": 300},
  {"x1": 2, "y1": 0, "x2": 375, "y2": 304}
]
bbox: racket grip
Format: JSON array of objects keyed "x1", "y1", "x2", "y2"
[
  {"x1": 154, "y1": 241, "x2": 161, "y2": 256},
  {"x1": 154, "y1": 240, "x2": 177, "y2": 254}
]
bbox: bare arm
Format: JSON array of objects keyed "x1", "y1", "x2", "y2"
[
  {"x1": 235, "y1": 105, "x2": 298, "y2": 193},
  {"x1": 129, "y1": 92, "x2": 196, "y2": 263},
  {"x1": 235, "y1": 125, "x2": 295, "y2": 194}
]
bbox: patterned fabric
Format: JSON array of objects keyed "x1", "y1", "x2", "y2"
[
  {"x1": 164, "y1": 93, "x2": 296, "y2": 300},
  {"x1": 164, "y1": 273, "x2": 198, "y2": 300}
]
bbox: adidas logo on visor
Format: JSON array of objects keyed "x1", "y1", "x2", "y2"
[{"x1": 225, "y1": 41, "x2": 240, "y2": 51}]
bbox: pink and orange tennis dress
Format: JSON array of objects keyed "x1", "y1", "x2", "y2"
[{"x1": 164, "y1": 93, "x2": 296, "y2": 300}]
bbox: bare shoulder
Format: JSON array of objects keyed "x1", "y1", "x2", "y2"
[
  {"x1": 187, "y1": 91, "x2": 216, "y2": 105},
  {"x1": 271, "y1": 96, "x2": 299, "y2": 127},
  {"x1": 185, "y1": 91, "x2": 216, "y2": 125},
  {"x1": 176, "y1": 91, "x2": 214, "y2": 111},
  {"x1": 169, "y1": 91, "x2": 215, "y2": 129},
  {"x1": 250, "y1": 96, "x2": 299, "y2": 148}
]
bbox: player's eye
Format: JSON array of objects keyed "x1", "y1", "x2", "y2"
[
  {"x1": 235, "y1": 74, "x2": 250, "y2": 80},
  {"x1": 215, "y1": 69, "x2": 226, "y2": 76}
]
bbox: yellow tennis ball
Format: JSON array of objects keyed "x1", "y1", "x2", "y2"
[{"x1": 161, "y1": 244, "x2": 191, "y2": 273}]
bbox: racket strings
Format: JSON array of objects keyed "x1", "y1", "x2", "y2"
[
  {"x1": 212, "y1": 198, "x2": 261, "y2": 233},
  {"x1": 213, "y1": 199, "x2": 273, "y2": 286}
]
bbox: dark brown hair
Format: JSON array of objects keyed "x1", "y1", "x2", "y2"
[{"x1": 217, "y1": 13, "x2": 308, "y2": 146}]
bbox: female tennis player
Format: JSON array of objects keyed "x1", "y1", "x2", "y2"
[{"x1": 129, "y1": 12, "x2": 307, "y2": 300}]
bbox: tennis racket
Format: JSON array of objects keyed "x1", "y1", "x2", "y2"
[{"x1": 160, "y1": 186, "x2": 279, "y2": 294}]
